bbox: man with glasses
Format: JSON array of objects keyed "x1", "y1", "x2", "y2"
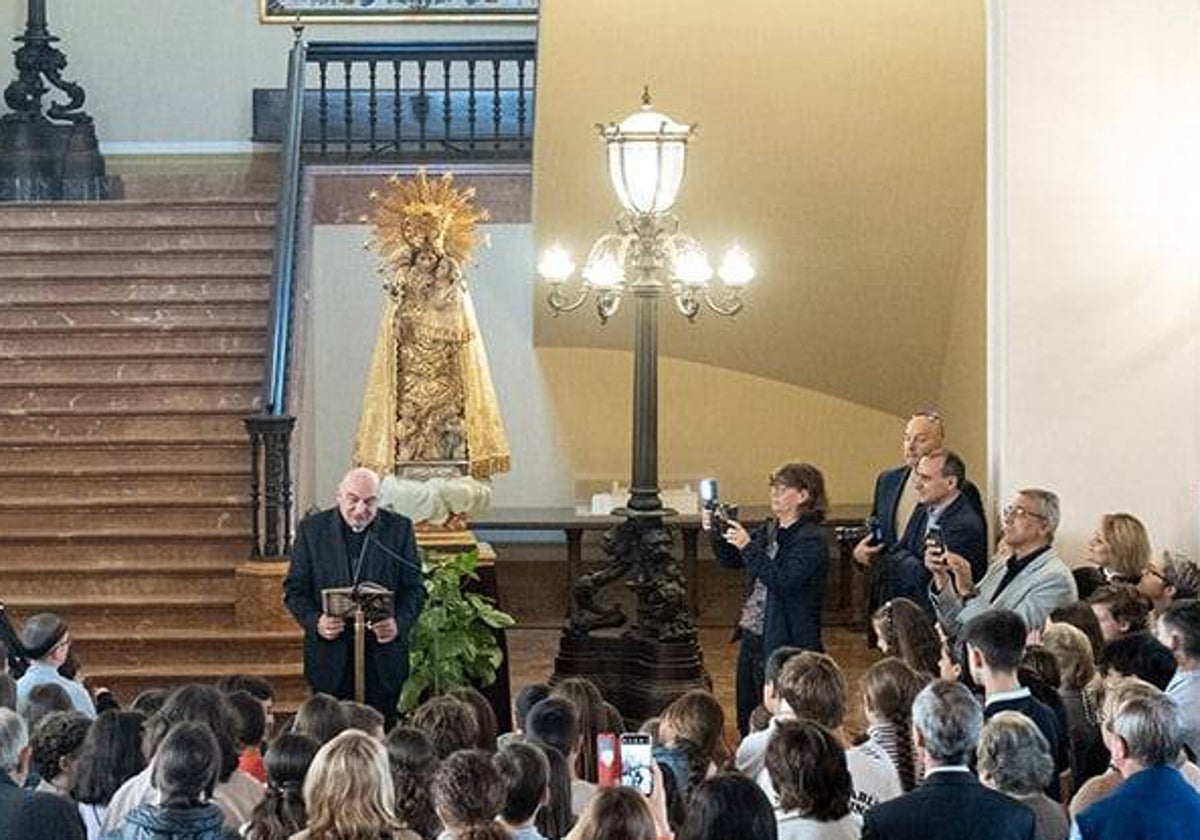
[
  {"x1": 14, "y1": 613, "x2": 94, "y2": 718},
  {"x1": 284, "y1": 466, "x2": 425, "y2": 729},
  {"x1": 928, "y1": 488, "x2": 1076, "y2": 637}
]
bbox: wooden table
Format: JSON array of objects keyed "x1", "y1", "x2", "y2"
[{"x1": 473, "y1": 504, "x2": 872, "y2": 625}]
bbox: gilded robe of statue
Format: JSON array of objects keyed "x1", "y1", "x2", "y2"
[{"x1": 353, "y1": 172, "x2": 510, "y2": 481}]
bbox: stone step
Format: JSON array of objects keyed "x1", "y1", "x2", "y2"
[
  {"x1": 0, "y1": 532, "x2": 252, "y2": 564},
  {"x1": 0, "y1": 201, "x2": 275, "y2": 229},
  {"x1": 3, "y1": 263, "x2": 273, "y2": 282},
  {"x1": 2, "y1": 277, "x2": 270, "y2": 305},
  {"x1": 0, "y1": 594, "x2": 236, "y2": 634},
  {"x1": 0, "y1": 328, "x2": 266, "y2": 356},
  {"x1": 0, "y1": 253, "x2": 273, "y2": 276},
  {"x1": 0, "y1": 438, "x2": 247, "y2": 469},
  {"x1": 0, "y1": 409, "x2": 247, "y2": 440},
  {"x1": 70, "y1": 629, "x2": 304, "y2": 670},
  {"x1": 0, "y1": 300, "x2": 269, "y2": 330},
  {"x1": 0, "y1": 381, "x2": 262, "y2": 412},
  {"x1": 0, "y1": 498, "x2": 252, "y2": 534},
  {"x1": 0, "y1": 228, "x2": 275, "y2": 255},
  {"x1": 88, "y1": 665, "x2": 308, "y2": 710},
  {"x1": 0, "y1": 559, "x2": 237, "y2": 600},
  {"x1": 0, "y1": 467, "x2": 249, "y2": 498},
  {"x1": 0, "y1": 356, "x2": 264, "y2": 382}
]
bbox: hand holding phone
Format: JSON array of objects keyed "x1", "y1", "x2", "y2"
[
  {"x1": 926, "y1": 525, "x2": 946, "y2": 566},
  {"x1": 619, "y1": 732, "x2": 653, "y2": 795},
  {"x1": 597, "y1": 733, "x2": 621, "y2": 787}
]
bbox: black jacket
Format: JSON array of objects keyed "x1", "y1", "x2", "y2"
[
  {"x1": 714, "y1": 518, "x2": 828, "y2": 655},
  {"x1": 0, "y1": 773, "x2": 84, "y2": 840},
  {"x1": 104, "y1": 803, "x2": 238, "y2": 840},
  {"x1": 862, "y1": 770, "x2": 1037, "y2": 840},
  {"x1": 283, "y1": 507, "x2": 425, "y2": 700},
  {"x1": 875, "y1": 493, "x2": 988, "y2": 613}
]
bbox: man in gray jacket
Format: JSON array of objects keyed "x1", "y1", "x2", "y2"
[{"x1": 928, "y1": 488, "x2": 1076, "y2": 638}]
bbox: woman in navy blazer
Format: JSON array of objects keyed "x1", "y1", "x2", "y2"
[{"x1": 709, "y1": 462, "x2": 831, "y2": 734}]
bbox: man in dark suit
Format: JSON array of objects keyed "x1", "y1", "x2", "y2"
[
  {"x1": 0, "y1": 708, "x2": 85, "y2": 840},
  {"x1": 871, "y1": 451, "x2": 987, "y2": 617},
  {"x1": 862, "y1": 680, "x2": 1037, "y2": 840},
  {"x1": 284, "y1": 467, "x2": 425, "y2": 728}
]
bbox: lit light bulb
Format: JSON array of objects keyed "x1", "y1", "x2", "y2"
[
  {"x1": 583, "y1": 252, "x2": 625, "y2": 288},
  {"x1": 672, "y1": 245, "x2": 713, "y2": 287},
  {"x1": 538, "y1": 244, "x2": 576, "y2": 283},
  {"x1": 718, "y1": 244, "x2": 755, "y2": 287}
]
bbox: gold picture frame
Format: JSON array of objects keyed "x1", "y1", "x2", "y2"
[{"x1": 260, "y1": 0, "x2": 538, "y2": 24}]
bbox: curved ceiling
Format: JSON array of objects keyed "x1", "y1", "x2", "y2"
[{"x1": 532, "y1": 0, "x2": 985, "y2": 417}]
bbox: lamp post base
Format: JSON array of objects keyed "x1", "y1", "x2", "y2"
[
  {"x1": 0, "y1": 119, "x2": 109, "y2": 201},
  {"x1": 557, "y1": 513, "x2": 708, "y2": 722},
  {"x1": 552, "y1": 629, "x2": 709, "y2": 725}
]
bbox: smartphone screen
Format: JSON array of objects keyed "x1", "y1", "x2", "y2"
[
  {"x1": 619, "y1": 733, "x2": 653, "y2": 795},
  {"x1": 698, "y1": 479, "x2": 718, "y2": 505},
  {"x1": 597, "y1": 732, "x2": 621, "y2": 787}
]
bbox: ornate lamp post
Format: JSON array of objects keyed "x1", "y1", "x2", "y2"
[
  {"x1": 0, "y1": 0, "x2": 107, "y2": 201},
  {"x1": 539, "y1": 88, "x2": 753, "y2": 718}
]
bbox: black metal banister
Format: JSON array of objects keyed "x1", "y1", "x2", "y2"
[{"x1": 263, "y1": 31, "x2": 308, "y2": 417}]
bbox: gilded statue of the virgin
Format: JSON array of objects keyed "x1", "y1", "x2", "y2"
[{"x1": 353, "y1": 170, "x2": 510, "y2": 484}]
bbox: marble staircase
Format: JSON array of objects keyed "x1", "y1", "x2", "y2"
[{"x1": 0, "y1": 198, "x2": 306, "y2": 707}]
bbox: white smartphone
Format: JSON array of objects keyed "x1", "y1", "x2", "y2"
[{"x1": 619, "y1": 732, "x2": 653, "y2": 795}]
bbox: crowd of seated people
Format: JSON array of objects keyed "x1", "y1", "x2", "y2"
[{"x1": 6, "y1": 449, "x2": 1200, "y2": 840}]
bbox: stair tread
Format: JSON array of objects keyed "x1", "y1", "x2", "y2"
[
  {"x1": 88, "y1": 662, "x2": 303, "y2": 678},
  {"x1": 0, "y1": 495, "x2": 247, "y2": 507},
  {"x1": 0, "y1": 529, "x2": 252, "y2": 541},
  {"x1": 0, "y1": 379, "x2": 261, "y2": 388},
  {"x1": 0, "y1": 350, "x2": 263, "y2": 360},
  {"x1": 79, "y1": 629, "x2": 302, "y2": 641},
  {"x1": 0, "y1": 437, "x2": 244, "y2": 448},
  {"x1": 0, "y1": 198, "x2": 276, "y2": 210},
  {"x1": 3, "y1": 297, "x2": 269, "y2": 308},
  {"x1": 3, "y1": 271, "x2": 271, "y2": 280},
  {"x1": 2, "y1": 593, "x2": 232, "y2": 605},
  {"x1": 0, "y1": 324, "x2": 266, "y2": 334},
  {"x1": 0, "y1": 559, "x2": 238, "y2": 574},
  {"x1": 2, "y1": 408, "x2": 253, "y2": 417},
  {"x1": 0, "y1": 465, "x2": 246, "y2": 476}
]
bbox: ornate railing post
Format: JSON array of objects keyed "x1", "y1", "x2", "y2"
[
  {"x1": 0, "y1": 0, "x2": 107, "y2": 200},
  {"x1": 244, "y1": 414, "x2": 296, "y2": 559}
]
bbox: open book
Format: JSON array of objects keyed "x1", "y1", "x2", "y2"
[{"x1": 320, "y1": 582, "x2": 395, "y2": 623}]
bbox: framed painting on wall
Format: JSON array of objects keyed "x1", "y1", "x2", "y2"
[{"x1": 260, "y1": 0, "x2": 539, "y2": 23}]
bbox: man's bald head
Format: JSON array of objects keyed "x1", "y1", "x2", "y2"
[
  {"x1": 337, "y1": 467, "x2": 381, "y2": 532},
  {"x1": 903, "y1": 412, "x2": 946, "y2": 468}
]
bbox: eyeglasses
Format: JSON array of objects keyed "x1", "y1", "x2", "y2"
[
  {"x1": 1141, "y1": 566, "x2": 1168, "y2": 584},
  {"x1": 1002, "y1": 504, "x2": 1047, "y2": 522}
]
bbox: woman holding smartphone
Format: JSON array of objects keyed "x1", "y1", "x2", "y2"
[{"x1": 706, "y1": 463, "x2": 830, "y2": 736}]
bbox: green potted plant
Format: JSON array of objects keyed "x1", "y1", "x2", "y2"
[{"x1": 400, "y1": 547, "x2": 516, "y2": 712}]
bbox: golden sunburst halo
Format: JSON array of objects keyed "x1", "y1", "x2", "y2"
[{"x1": 366, "y1": 169, "x2": 491, "y2": 276}]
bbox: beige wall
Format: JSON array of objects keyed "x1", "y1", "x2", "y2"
[
  {"x1": 538, "y1": 347, "x2": 902, "y2": 506},
  {"x1": 990, "y1": 0, "x2": 1200, "y2": 561},
  {"x1": 0, "y1": 1, "x2": 532, "y2": 148},
  {"x1": 938, "y1": 183, "x2": 988, "y2": 501},
  {"x1": 533, "y1": 0, "x2": 985, "y2": 423}
]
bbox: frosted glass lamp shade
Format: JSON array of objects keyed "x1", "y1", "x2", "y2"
[{"x1": 601, "y1": 91, "x2": 693, "y2": 215}]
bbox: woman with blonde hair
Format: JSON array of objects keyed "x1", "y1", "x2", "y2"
[
  {"x1": 294, "y1": 729, "x2": 402, "y2": 840},
  {"x1": 1086, "y1": 513, "x2": 1151, "y2": 583},
  {"x1": 1041, "y1": 623, "x2": 1106, "y2": 787}
]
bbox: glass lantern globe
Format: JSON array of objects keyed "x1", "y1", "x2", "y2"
[{"x1": 599, "y1": 88, "x2": 694, "y2": 216}]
